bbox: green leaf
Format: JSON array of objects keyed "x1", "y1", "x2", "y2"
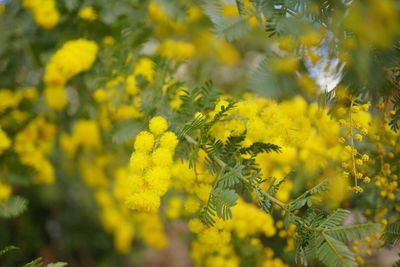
[
  {"x1": 109, "y1": 119, "x2": 143, "y2": 144},
  {"x1": 309, "y1": 180, "x2": 330, "y2": 195},
  {"x1": 319, "y1": 209, "x2": 351, "y2": 229},
  {"x1": 0, "y1": 196, "x2": 28, "y2": 219},
  {"x1": 239, "y1": 142, "x2": 281, "y2": 155},
  {"x1": 218, "y1": 164, "x2": 244, "y2": 188},
  {"x1": 290, "y1": 180, "x2": 329, "y2": 211},
  {"x1": 316, "y1": 234, "x2": 357, "y2": 267},
  {"x1": 325, "y1": 223, "x2": 381, "y2": 243},
  {"x1": 0, "y1": 245, "x2": 18, "y2": 257},
  {"x1": 23, "y1": 258, "x2": 42, "y2": 267},
  {"x1": 214, "y1": 189, "x2": 238, "y2": 221},
  {"x1": 382, "y1": 222, "x2": 400, "y2": 247},
  {"x1": 204, "y1": 1, "x2": 250, "y2": 41},
  {"x1": 46, "y1": 262, "x2": 68, "y2": 267}
]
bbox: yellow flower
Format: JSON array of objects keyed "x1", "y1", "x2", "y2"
[
  {"x1": 134, "y1": 131, "x2": 155, "y2": 154},
  {"x1": 113, "y1": 105, "x2": 142, "y2": 121},
  {"x1": 102, "y1": 36, "x2": 115, "y2": 46},
  {"x1": 125, "y1": 75, "x2": 139, "y2": 95},
  {"x1": 166, "y1": 197, "x2": 182, "y2": 219},
  {"x1": 149, "y1": 116, "x2": 168, "y2": 136},
  {"x1": 72, "y1": 120, "x2": 101, "y2": 150},
  {"x1": 125, "y1": 192, "x2": 160, "y2": 213},
  {"x1": 271, "y1": 56, "x2": 299, "y2": 74},
  {"x1": 0, "y1": 4, "x2": 6, "y2": 15},
  {"x1": 151, "y1": 148, "x2": 173, "y2": 167},
  {"x1": 129, "y1": 152, "x2": 151, "y2": 175},
  {"x1": 78, "y1": 6, "x2": 97, "y2": 21},
  {"x1": 0, "y1": 127, "x2": 11, "y2": 153},
  {"x1": 0, "y1": 89, "x2": 21, "y2": 112},
  {"x1": 159, "y1": 131, "x2": 178, "y2": 152},
  {"x1": 22, "y1": 0, "x2": 60, "y2": 29},
  {"x1": 0, "y1": 181, "x2": 11, "y2": 202},
  {"x1": 114, "y1": 222, "x2": 134, "y2": 254},
  {"x1": 44, "y1": 86, "x2": 67, "y2": 111},
  {"x1": 157, "y1": 39, "x2": 195, "y2": 60},
  {"x1": 133, "y1": 58, "x2": 154, "y2": 83},
  {"x1": 44, "y1": 39, "x2": 99, "y2": 87}
]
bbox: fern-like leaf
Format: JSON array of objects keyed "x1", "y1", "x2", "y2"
[
  {"x1": 204, "y1": 1, "x2": 250, "y2": 41},
  {"x1": 382, "y1": 222, "x2": 400, "y2": 247},
  {"x1": 0, "y1": 196, "x2": 28, "y2": 219},
  {"x1": 217, "y1": 164, "x2": 244, "y2": 188},
  {"x1": 319, "y1": 209, "x2": 351, "y2": 229},
  {"x1": 316, "y1": 234, "x2": 357, "y2": 267},
  {"x1": 110, "y1": 119, "x2": 143, "y2": 144},
  {"x1": 239, "y1": 142, "x2": 281, "y2": 155},
  {"x1": 214, "y1": 189, "x2": 238, "y2": 221},
  {"x1": 325, "y1": 223, "x2": 381, "y2": 243}
]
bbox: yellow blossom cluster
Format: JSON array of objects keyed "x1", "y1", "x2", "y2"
[
  {"x1": 0, "y1": 87, "x2": 38, "y2": 113},
  {"x1": 157, "y1": 39, "x2": 195, "y2": 61},
  {"x1": 221, "y1": 0, "x2": 263, "y2": 28},
  {"x1": 352, "y1": 232, "x2": 385, "y2": 265},
  {"x1": 261, "y1": 248, "x2": 289, "y2": 267},
  {"x1": 148, "y1": 2, "x2": 240, "y2": 66},
  {"x1": 337, "y1": 98, "x2": 372, "y2": 193},
  {"x1": 0, "y1": 181, "x2": 12, "y2": 202},
  {"x1": 125, "y1": 116, "x2": 178, "y2": 213},
  {"x1": 96, "y1": 188, "x2": 134, "y2": 254},
  {"x1": 22, "y1": 0, "x2": 60, "y2": 29},
  {"x1": 43, "y1": 39, "x2": 99, "y2": 110},
  {"x1": 60, "y1": 120, "x2": 101, "y2": 156},
  {"x1": 0, "y1": 127, "x2": 11, "y2": 154},
  {"x1": 189, "y1": 218, "x2": 237, "y2": 267},
  {"x1": 206, "y1": 95, "x2": 346, "y2": 206},
  {"x1": 188, "y1": 199, "x2": 278, "y2": 267},
  {"x1": 91, "y1": 57, "x2": 156, "y2": 129},
  {"x1": 78, "y1": 6, "x2": 97, "y2": 21},
  {"x1": 14, "y1": 117, "x2": 56, "y2": 184}
]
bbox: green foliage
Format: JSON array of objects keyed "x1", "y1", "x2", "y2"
[
  {"x1": 199, "y1": 188, "x2": 238, "y2": 225},
  {"x1": 315, "y1": 234, "x2": 357, "y2": 267},
  {"x1": 0, "y1": 245, "x2": 18, "y2": 257},
  {"x1": 204, "y1": 0, "x2": 250, "y2": 41},
  {"x1": 216, "y1": 163, "x2": 244, "y2": 188},
  {"x1": 289, "y1": 179, "x2": 329, "y2": 211},
  {"x1": 249, "y1": 57, "x2": 293, "y2": 98},
  {"x1": 0, "y1": 196, "x2": 27, "y2": 219},
  {"x1": 22, "y1": 257, "x2": 67, "y2": 267},
  {"x1": 318, "y1": 209, "x2": 350, "y2": 229},
  {"x1": 325, "y1": 223, "x2": 381, "y2": 243},
  {"x1": 239, "y1": 141, "x2": 281, "y2": 155},
  {"x1": 390, "y1": 92, "x2": 400, "y2": 132},
  {"x1": 295, "y1": 208, "x2": 380, "y2": 267},
  {"x1": 382, "y1": 222, "x2": 400, "y2": 247},
  {"x1": 109, "y1": 119, "x2": 144, "y2": 144}
]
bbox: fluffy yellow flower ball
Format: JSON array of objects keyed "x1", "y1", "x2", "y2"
[
  {"x1": 159, "y1": 131, "x2": 178, "y2": 151},
  {"x1": 125, "y1": 192, "x2": 160, "y2": 213},
  {"x1": 129, "y1": 152, "x2": 151, "y2": 175},
  {"x1": 78, "y1": 6, "x2": 97, "y2": 21},
  {"x1": 134, "y1": 131, "x2": 155, "y2": 154},
  {"x1": 149, "y1": 116, "x2": 168, "y2": 136}
]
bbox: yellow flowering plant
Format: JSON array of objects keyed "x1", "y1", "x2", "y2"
[{"x1": 0, "y1": 0, "x2": 399, "y2": 267}]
